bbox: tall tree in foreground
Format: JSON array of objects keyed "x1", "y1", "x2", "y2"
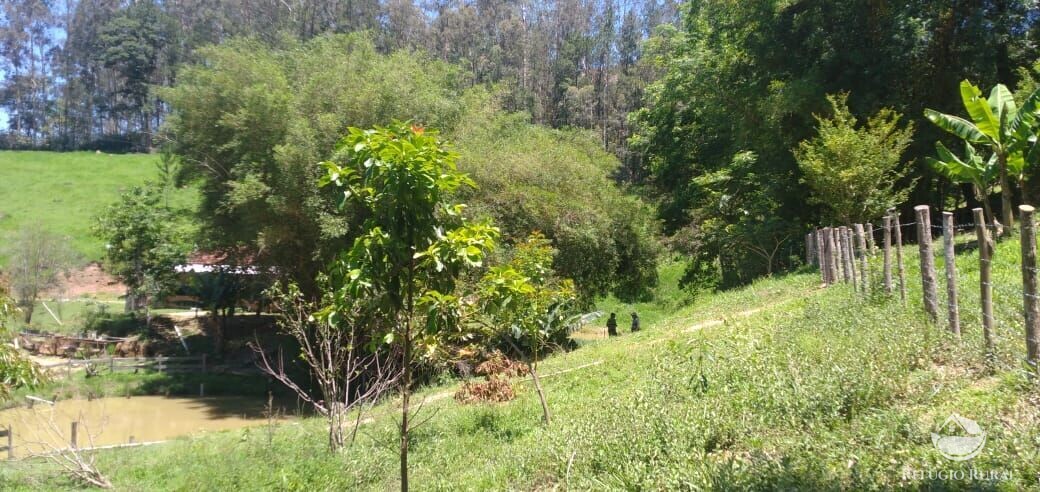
[
  {"x1": 795, "y1": 93, "x2": 916, "y2": 225},
  {"x1": 320, "y1": 123, "x2": 498, "y2": 491}
]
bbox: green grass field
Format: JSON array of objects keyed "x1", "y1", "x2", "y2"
[
  {"x1": 4, "y1": 233, "x2": 1040, "y2": 490},
  {"x1": 0, "y1": 151, "x2": 198, "y2": 263},
  {"x1": 4, "y1": 232, "x2": 1035, "y2": 486}
]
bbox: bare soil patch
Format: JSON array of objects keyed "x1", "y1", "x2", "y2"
[{"x1": 46, "y1": 262, "x2": 126, "y2": 298}]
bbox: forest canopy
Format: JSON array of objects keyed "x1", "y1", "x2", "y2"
[
  {"x1": 631, "y1": 0, "x2": 1040, "y2": 289},
  {"x1": 4, "y1": 0, "x2": 1040, "y2": 291},
  {"x1": 160, "y1": 33, "x2": 659, "y2": 302}
]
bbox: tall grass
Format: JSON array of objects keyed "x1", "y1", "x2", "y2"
[{"x1": 2, "y1": 236, "x2": 1039, "y2": 490}]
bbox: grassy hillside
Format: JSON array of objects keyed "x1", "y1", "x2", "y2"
[
  {"x1": 0, "y1": 151, "x2": 197, "y2": 263},
  {"x1": 3, "y1": 237, "x2": 1040, "y2": 489}
]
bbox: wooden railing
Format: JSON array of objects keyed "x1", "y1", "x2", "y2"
[{"x1": 41, "y1": 355, "x2": 209, "y2": 375}]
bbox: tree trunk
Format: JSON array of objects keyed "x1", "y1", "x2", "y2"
[
  {"x1": 399, "y1": 330, "x2": 410, "y2": 491},
  {"x1": 974, "y1": 184, "x2": 995, "y2": 228},
  {"x1": 400, "y1": 274, "x2": 415, "y2": 492},
  {"x1": 998, "y1": 152, "x2": 1014, "y2": 235},
  {"x1": 328, "y1": 404, "x2": 344, "y2": 452},
  {"x1": 529, "y1": 360, "x2": 551, "y2": 425}
]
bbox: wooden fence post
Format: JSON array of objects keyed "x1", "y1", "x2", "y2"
[
  {"x1": 916, "y1": 205, "x2": 939, "y2": 321},
  {"x1": 805, "y1": 232, "x2": 814, "y2": 267},
  {"x1": 816, "y1": 230, "x2": 828, "y2": 285},
  {"x1": 838, "y1": 227, "x2": 848, "y2": 285},
  {"x1": 832, "y1": 225, "x2": 840, "y2": 280},
  {"x1": 974, "y1": 208, "x2": 995, "y2": 359},
  {"x1": 845, "y1": 227, "x2": 858, "y2": 289},
  {"x1": 942, "y1": 212, "x2": 961, "y2": 335},
  {"x1": 882, "y1": 216, "x2": 893, "y2": 294},
  {"x1": 866, "y1": 222, "x2": 876, "y2": 255},
  {"x1": 893, "y1": 211, "x2": 907, "y2": 303},
  {"x1": 855, "y1": 223, "x2": 869, "y2": 293},
  {"x1": 827, "y1": 226, "x2": 836, "y2": 280},
  {"x1": 70, "y1": 421, "x2": 78, "y2": 449},
  {"x1": 1020, "y1": 205, "x2": 1040, "y2": 374},
  {"x1": 836, "y1": 227, "x2": 846, "y2": 284},
  {"x1": 202, "y1": 354, "x2": 207, "y2": 373},
  {"x1": 830, "y1": 227, "x2": 840, "y2": 284}
]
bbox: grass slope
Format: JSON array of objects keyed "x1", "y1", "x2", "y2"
[
  {"x1": 0, "y1": 151, "x2": 197, "y2": 262},
  {"x1": 4, "y1": 237, "x2": 1040, "y2": 490}
]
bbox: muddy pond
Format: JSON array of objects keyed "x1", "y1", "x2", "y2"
[{"x1": 0, "y1": 395, "x2": 290, "y2": 456}]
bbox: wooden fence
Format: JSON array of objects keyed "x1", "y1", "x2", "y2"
[
  {"x1": 806, "y1": 204, "x2": 1040, "y2": 375},
  {"x1": 41, "y1": 355, "x2": 209, "y2": 376}
]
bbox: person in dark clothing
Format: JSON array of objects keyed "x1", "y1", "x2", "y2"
[
  {"x1": 630, "y1": 312, "x2": 640, "y2": 332},
  {"x1": 606, "y1": 312, "x2": 618, "y2": 337}
]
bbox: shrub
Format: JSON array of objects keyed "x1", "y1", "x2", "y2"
[{"x1": 795, "y1": 93, "x2": 916, "y2": 224}]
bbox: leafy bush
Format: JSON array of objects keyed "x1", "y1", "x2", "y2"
[
  {"x1": 478, "y1": 233, "x2": 581, "y2": 356},
  {"x1": 455, "y1": 98, "x2": 660, "y2": 303},
  {"x1": 82, "y1": 302, "x2": 145, "y2": 338},
  {"x1": 795, "y1": 93, "x2": 916, "y2": 224},
  {"x1": 0, "y1": 284, "x2": 48, "y2": 400}
]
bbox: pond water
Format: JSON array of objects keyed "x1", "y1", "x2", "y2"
[{"x1": 0, "y1": 395, "x2": 288, "y2": 456}]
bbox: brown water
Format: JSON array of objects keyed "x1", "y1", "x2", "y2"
[{"x1": 0, "y1": 396, "x2": 286, "y2": 456}]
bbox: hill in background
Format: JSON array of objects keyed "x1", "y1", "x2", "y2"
[{"x1": 0, "y1": 151, "x2": 198, "y2": 263}]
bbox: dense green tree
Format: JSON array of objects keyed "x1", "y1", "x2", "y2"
[
  {"x1": 320, "y1": 122, "x2": 498, "y2": 492},
  {"x1": 453, "y1": 93, "x2": 659, "y2": 303},
  {"x1": 161, "y1": 35, "x2": 465, "y2": 297},
  {"x1": 93, "y1": 183, "x2": 189, "y2": 326},
  {"x1": 97, "y1": 0, "x2": 176, "y2": 149},
  {"x1": 795, "y1": 94, "x2": 916, "y2": 225},
  {"x1": 633, "y1": 0, "x2": 1039, "y2": 286},
  {"x1": 162, "y1": 35, "x2": 658, "y2": 301}
]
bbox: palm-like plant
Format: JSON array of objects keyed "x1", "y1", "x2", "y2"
[
  {"x1": 925, "y1": 80, "x2": 1040, "y2": 232},
  {"x1": 927, "y1": 141, "x2": 998, "y2": 225}
]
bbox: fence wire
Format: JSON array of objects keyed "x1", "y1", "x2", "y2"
[{"x1": 807, "y1": 210, "x2": 1038, "y2": 372}]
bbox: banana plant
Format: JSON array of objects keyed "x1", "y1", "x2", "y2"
[
  {"x1": 927, "y1": 141, "x2": 998, "y2": 225},
  {"x1": 925, "y1": 80, "x2": 1040, "y2": 232}
]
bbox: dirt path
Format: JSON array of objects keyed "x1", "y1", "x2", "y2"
[
  {"x1": 682, "y1": 285, "x2": 827, "y2": 333},
  {"x1": 350, "y1": 287, "x2": 818, "y2": 426}
]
